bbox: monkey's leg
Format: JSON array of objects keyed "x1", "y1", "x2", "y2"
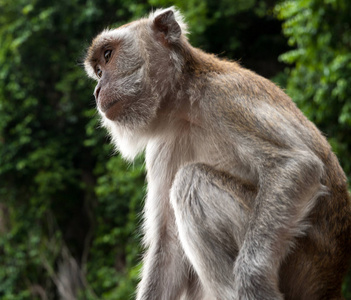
[{"x1": 170, "y1": 163, "x2": 256, "y2": 300}]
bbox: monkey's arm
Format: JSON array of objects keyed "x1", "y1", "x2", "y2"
[
  {"x1": 227, "y1": 100, "x2": 326, "y2": 299},
  {"x1": 136, "y1": 181, "x2": 190, "y2": 300},
  {"x1": 136, "y1": 141, "x2": 193, "y2": 300},
  {"x1": 235, "y1": 153, "x2": 325, "y2": 299}
]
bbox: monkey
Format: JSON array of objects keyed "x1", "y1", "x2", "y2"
[{"x1": 84, "y1": 7, "x2": 351, "y2": 300}]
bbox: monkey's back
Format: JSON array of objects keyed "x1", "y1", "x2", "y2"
[{"x1": 190, "y1": 59, "x2": 351, "y2": 299}]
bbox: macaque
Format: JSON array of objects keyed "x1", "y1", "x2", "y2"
[{"x1": 84, "y1": 7, "x2": 351, "y2": 300}]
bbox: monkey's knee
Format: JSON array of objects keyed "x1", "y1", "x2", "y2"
[
  {"x1": 170, "y1": 163, "x2": 230, "y2": 222},
  {"x1": 170, "y1": 163, "x2": 249, "y2": 245},
  {"x1": 170, "y1": 163, "x2": 209, "y2": 213}
]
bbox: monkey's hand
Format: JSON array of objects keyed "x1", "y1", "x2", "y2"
[{"x1": 233, "y1": 251, "x2": 284, "y2": 300}]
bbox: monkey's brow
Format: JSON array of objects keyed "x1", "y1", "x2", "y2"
[
  {"x1": 87, "y1": 39, "x2": 119, "y2": 65},
  {"x1": 85, "y1": 50, "x2": 98, "y2": 66},
  {"x1": 85, "y1": 44, "x2": 107, "y2": 66}
]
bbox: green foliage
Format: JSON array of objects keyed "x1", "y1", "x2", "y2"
[
  {"x1": 0, "y1": 0, "x2": 146, "y2": 298},
  {"x1": 275, "y1": 0, "x2": 351, "y2": 177}
]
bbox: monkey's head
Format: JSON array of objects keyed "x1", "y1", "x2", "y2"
[{"x1": 84, "y1": 7, "x2": 188, "y2": 131}]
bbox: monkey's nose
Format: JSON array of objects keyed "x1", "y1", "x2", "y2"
[{"x1": 94, "y1": 86, "x2": 101, "y2": 100}]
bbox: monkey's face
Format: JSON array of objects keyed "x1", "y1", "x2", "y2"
[
  {"x1": 84, "y1": 23, "x2": 160, "y2": 129},
  {"x1": 84, "y1": 9, "x2": 188, "y2": 131}
]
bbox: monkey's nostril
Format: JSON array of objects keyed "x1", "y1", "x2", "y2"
[{"x1": 94, "y1": 86, "x2": 101, "y2": 100}]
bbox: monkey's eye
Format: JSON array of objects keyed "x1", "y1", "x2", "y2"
[
  {"x1": 96, "y1": 67, "x2": 102, "y2": 79},
  {"x1": 104, "y1": 50, "x2": 112, "y2": 63}
]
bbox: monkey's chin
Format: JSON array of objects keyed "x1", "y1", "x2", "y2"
[{"x1": 102, "y1": 101, "x2": 124, "y2": 121}]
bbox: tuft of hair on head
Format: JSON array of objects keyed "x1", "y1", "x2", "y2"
[{"x1": 149, "y1": 6, "x2": 189, "y2": 43}]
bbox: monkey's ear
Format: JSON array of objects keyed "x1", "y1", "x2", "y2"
[{"x1": 153, "y1": 10, "x2": 181, "y2": 44}]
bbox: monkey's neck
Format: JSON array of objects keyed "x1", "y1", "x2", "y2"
[
  {"x1": 155, "y1": 89, "x2": 203, "y2": 129},
  {"x1": 183, "y1": 43, "x2": 241, "y2": 76}
]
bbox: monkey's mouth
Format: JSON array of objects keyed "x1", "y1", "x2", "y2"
[
  {"x1": 100, "y1": 99, "x2": 124, "y2": 121},
  {"x1": 100, "y1": 98, "x2": 121, "y2": 113}
]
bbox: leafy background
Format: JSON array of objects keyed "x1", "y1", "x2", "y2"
[{"x1": 0, "y1": 0, "x2": 350, "y2": 299}]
